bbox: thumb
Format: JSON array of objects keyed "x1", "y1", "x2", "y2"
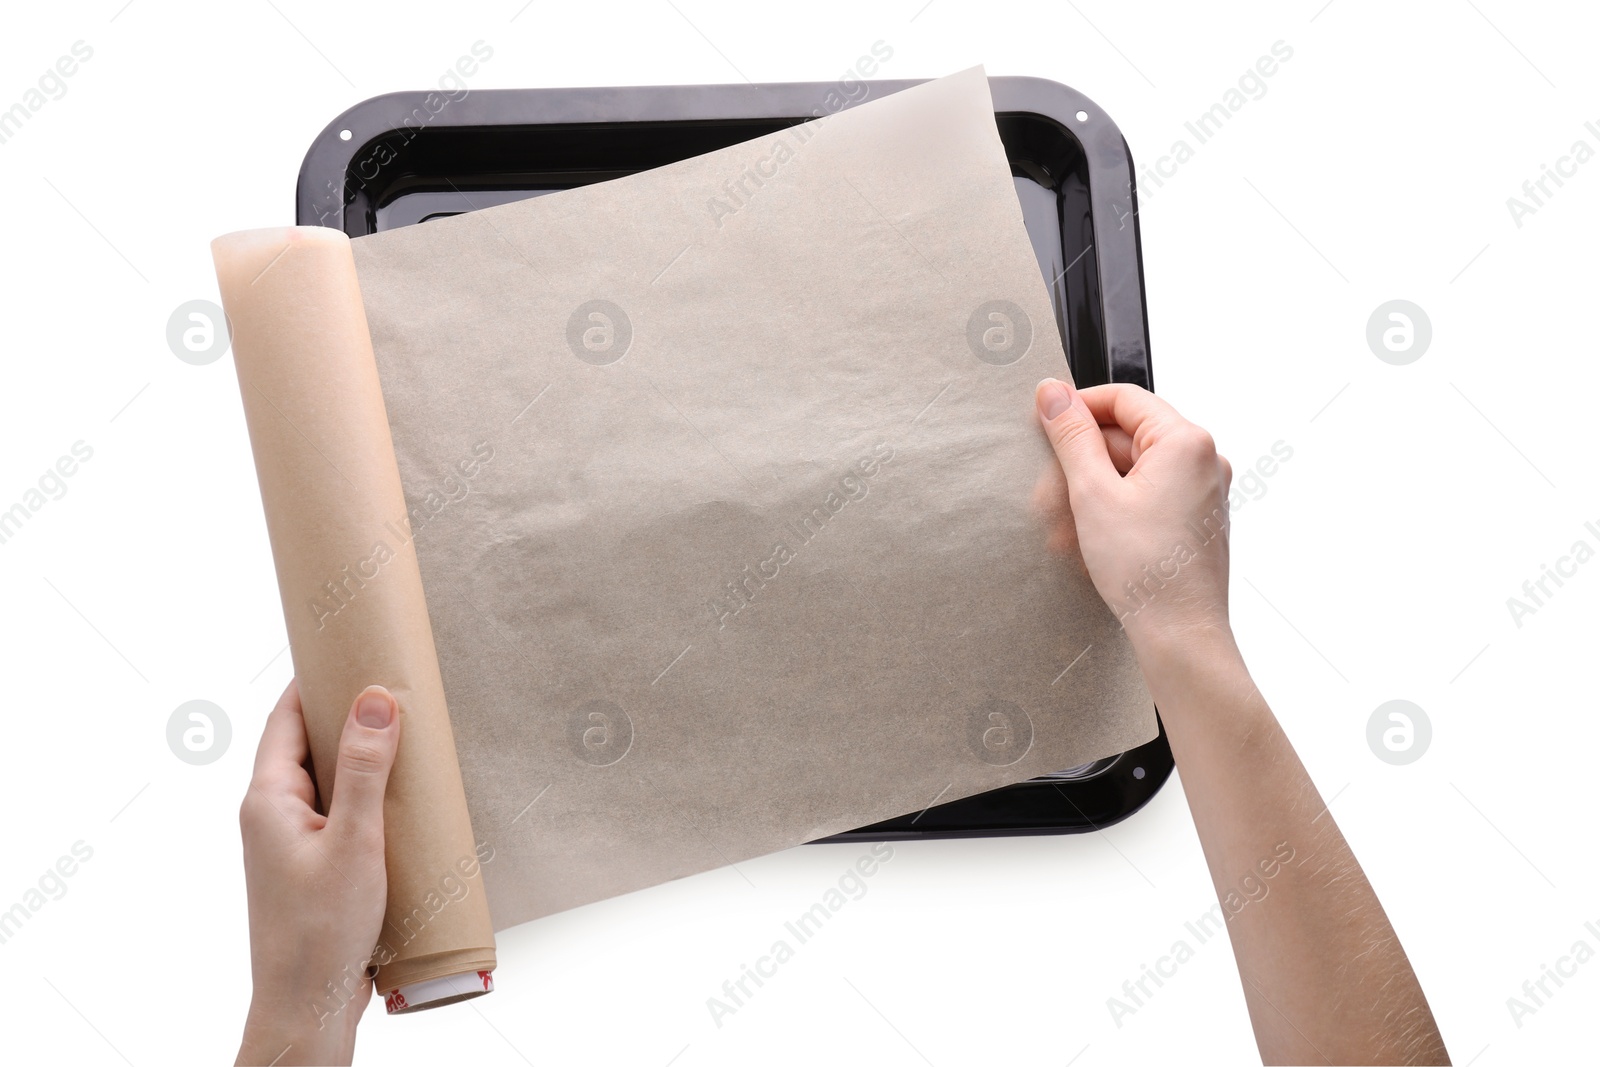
[
  {"x1": 327, "y1": 685, "x2": 401, "y2": 838},
  {"x1": 1036, "y1": 378, "x2": 1118, "y2": 501}
]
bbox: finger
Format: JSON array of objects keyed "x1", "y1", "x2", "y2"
[
  {"x1": 1078, "y1": 384, "x2": 1223, "y2": 485},
  {"x1": 326, "y1": 686, "x2": 401, "y2": 842},
  {"x1": 1031, "y1": 462, "x2": 1070, "y2": 518},
  {"x1": 1036, "y1": 378, "x2": 1119, "y2": 505},
  {"x1": 1075, "y1": 384, "x2": 1188, "y2": 454},
  {"x1": 1102, "y1": 425, "x2": 1138, "y2": 474},
  {"x1": 251, "y1": 679, "x2": 316, "y2": 808}
]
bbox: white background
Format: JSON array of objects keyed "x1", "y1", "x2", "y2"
[{"x1": 2, "y1": 1, "x2": 1596, "y2": 1064}]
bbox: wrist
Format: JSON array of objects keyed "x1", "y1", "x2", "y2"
[
  {"x1": 1125, "y1": 614, "x2": 1238, "y2": 671},
  {"x1": 239, "y1": 983, "x2": 363, "y2": 1067},
  {"x1": 1126, "y1": 618, "x2": 1252, "y2": 714}
]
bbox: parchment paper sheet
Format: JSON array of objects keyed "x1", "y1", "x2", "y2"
[{"x1": 346, "y1": 66, "x2": 1156, "y2": 931}]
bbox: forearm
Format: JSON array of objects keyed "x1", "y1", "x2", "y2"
[{"x1": 1132, "y1": 626, "x2": 1448, "y2": 1066}]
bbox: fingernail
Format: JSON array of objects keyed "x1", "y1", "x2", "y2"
[
  {"x1": 1037, "y1": 378, "x2": 1074, "y2": 421},
  {"x1": 356, "y1": 687, "x2": 395, "y2": 729}
]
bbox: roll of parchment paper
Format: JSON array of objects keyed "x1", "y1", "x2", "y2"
[{"x1": 213, "y1": 226, "x2": 496, "y2": 1006}]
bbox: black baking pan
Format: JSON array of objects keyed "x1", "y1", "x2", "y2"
[{"x1": 296, "y1": 75, "x2": 1173, "y2": 839}]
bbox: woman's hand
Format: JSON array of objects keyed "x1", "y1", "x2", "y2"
[
  {"x1": 236, "y1": 680, "x2": 400, "y2": 1067},
  {"x1": 1033, "y1": 378, "x2": 1449, "y2": 1064},
  {"x1": 1033, "y1": 378, "x2": 1234, "y2": 654}
]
